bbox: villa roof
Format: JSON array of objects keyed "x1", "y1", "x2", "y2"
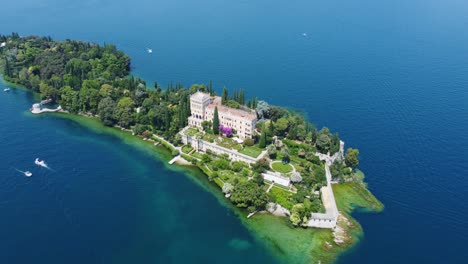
[
  {"x1": 191, "y1": 91, "x2": 210, "y2": 102},
  {"x1": 207, "y1": 96, "x2": 257, "y2": 121}
]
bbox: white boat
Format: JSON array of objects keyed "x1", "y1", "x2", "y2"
[
  {"x1": 302, "y1": 33, "x2": 308, "y2": 37},
  {"x1": 147, "y1": 48, "x2": 153, "y2": 54},
  {"x1": 3, "y1": 88, "x2": 10, "y2": 92},
  {"x1": 35, "y1": 158, "x2": 47, "y2": 168},
  {"x1": 15, "y1": 168, "x2": 33, "y2": 177},
  {"x1": 0, "y1": 42, "x2": 5, "y2": 48}
]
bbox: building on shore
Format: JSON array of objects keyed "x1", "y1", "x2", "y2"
[{"x1": 188, "y1": 91, "x2": 257, "y2": 140}]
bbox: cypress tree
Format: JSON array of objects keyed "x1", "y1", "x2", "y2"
[
  {"x1": 259, "y1": 122, "x2": 267, "y2": 148},
  {"x1": 269, "y1": 121, "x2": 275, "y2": 137},
  {"x1": 239, "y1": 89, "x2": 245, "y2": 105},
  {"x1": 4, "y1": 58, "x2": 10, "y2": 76},
  {"x1": 213, "y1": 106, "x2": 220, "y2": 134},
  {"x1": 208, "y1": 80, "x2": 213, "y2": 95},
  {"x1": 222, "y1": 87, "x2": 228, "y2": 105}
]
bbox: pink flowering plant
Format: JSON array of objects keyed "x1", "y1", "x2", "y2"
[{"x1": 219, "y1": 125, "x2": 232, "y2": 137}]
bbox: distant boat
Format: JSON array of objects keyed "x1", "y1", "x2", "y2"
[
  {"x1": 3, "y1": 88, "x2": 10, "y2": 92},
  {"x1": 302, "y1": 33, "x2": 308, "y2": 37},
  {"x1": 147, "y1": 48, "x2": 153, "y2": 54},
  {"x1": 35, "y1": 158, "x2": 48, "y2": 168},
  {"x1": 15, "y1": 168, "x2": 32, "y2": 177}
]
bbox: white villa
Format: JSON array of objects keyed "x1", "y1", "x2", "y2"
[{"x1": 188, "y1": 91, "x2": 257, "y2": 140}]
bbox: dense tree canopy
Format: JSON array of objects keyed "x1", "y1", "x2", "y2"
[
  {"x1": 0, "y1": 34, "x2": 191, "y2": 143},
  {"x1": 230, "y1": 181, "x2": 268, "y2": 212},
  {"x1": 345, "y1": 148, "x2": 360, "y2": 168}
]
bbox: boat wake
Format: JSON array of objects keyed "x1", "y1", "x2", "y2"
[
  {"x1": 35, "y1": 158, "x2": 54, "y2": 171},
  {"x1": 15, "y1": 168, "x2": 32, "y2": 177}
]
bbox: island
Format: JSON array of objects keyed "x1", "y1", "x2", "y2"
[{"x1": 0, "y1": 33, "x2": 383, "y2": 263}]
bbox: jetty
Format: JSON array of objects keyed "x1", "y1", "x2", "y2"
[
  {"x1": 168, "y1": 155, "x2": 181, "y2": 165},
  {"x1": 30, "y1": 103, "x2": 62, "y2": 114}
]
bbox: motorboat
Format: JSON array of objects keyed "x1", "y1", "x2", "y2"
[
  {"x1": 24, "y1": 171, "x2": 32, "y2": 177},
  {"x1": 3, "y1": 88, "x2": 10, "y2": 92},
  {"x1": 35, "y1": 158, "x2": 47, "y2": 168}
]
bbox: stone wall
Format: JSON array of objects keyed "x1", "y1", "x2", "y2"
[
  {"x1": 261, "y1": 172, "x2": 291, "y2": 187},
  {"x1": 182, "y1": 133, "x2": 266, "y2": 164}
]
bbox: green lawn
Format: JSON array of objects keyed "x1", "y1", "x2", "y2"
[
  {"x1": 213, "y1": 177, "x2": 224, "y2": 188},
  {"x1": 217, "y1": 138, "x2": 242, "y2": 150},
  {"x1": 202, "y1": 133, "x2": 217, "y2": 143},
  {"x1": 239, "y1": 146, "x2": 263, "y2": 158},
  {"x1": 269, "y1": 186, "x2": 295, "y2": 210},
  {"x1": 271, "y1": 162, "x2": 294, "y2": 173},
  {"x1": 186, "y1": 127, "x2": 198, "y2": 136},
  {"x1": 191, "y1": 151, "x2": 203, "y2": 159},
  {"x1": 181, "y1": 145, "x2": 193, "y2": 154}
]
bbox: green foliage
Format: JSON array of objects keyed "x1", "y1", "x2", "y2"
[
  {"x1": 221, "y1": 87, "x2": 228, "y2": 104},
  {"x1": 133, "y1": 124, "x2": 150, "y2": 136},
  {"x1": 280, "y1": 146, "x2": 290, "y2": 163},
  {"x1": 212, "y1": 158, "x2": 230, "y2": 170},
  {"x1": 239, "y1": 145, "x2": 263, "y2": 158},
  {"x1": 252, "y1": 158, "x2": 270, "y2": 173},
  {"x1": 201, "y1": 154, "x2": 212, "y2": 164},
  {"x1": 289, "y1": 203, "x2": 307, "y2": 227},
  {"x1": 213, "y1": 106, "x2": 220, "y2": 135},
  {"x1": 316, "y1": 128, "x2": 332, "y2": 154},
  {"x1": 98, "y1": 97, "x2": 116, "y2": 126},
  {"x1": 201, "y1": 120, "x2": 212, "y2": 131},
  {"x1": 259, "y1": 123, "x2": 267, "y2": 148},
  {"x1": 267, "y1": 144, "x2": 277, "y2": 159},
  {"x1": 0, "y1": 34, "x2": 193, "y2": 141},
  {"x1": 268, "y1": 187, "x2": 295, "y2": 210},
  {"x1": 330, "y1": 161, "x2": 352, "y2": 182},
  {"x1": 305, "y1": 152, "x2": 321, "y2": 165},
  {"x1": 275, "y1": 117, "x2": 289, "y2": 136},
  {"x1": 225, "y1": 100, "x2": 240, "y2": 109},
  {"x1": 232, "y1": 161, "x2": 247, "y2": 172},
  {"x1": 271, "y1": 162, "x2": 293, "y2": 174},
  {"x1": 345, "y1": 148, "x2": 359, "y2": 168},
  {"x1": 230, "y1": 181, "x2": 268, "y2": 212},
  {"x1": 243, "y1": 138, "x2": 254, "y2": 147}
]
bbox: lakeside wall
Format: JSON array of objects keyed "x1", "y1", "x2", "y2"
[{"x1": 181, "y1": 132, "x2": 267, "y2": 164}]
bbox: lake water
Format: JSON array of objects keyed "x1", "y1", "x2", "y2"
[{"x1": 1, "y1": 0, "x2": 468, "y2": 263}]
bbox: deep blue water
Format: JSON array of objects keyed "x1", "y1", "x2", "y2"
[{"x1": 1, "y1": 0, "x2": 468, "y2": 263}]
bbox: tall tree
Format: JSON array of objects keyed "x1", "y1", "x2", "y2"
[
  {"x1": 259, "y1": 122, "x2": 267, "y2": 148},
  {"x1": 239, "y1": 89, "x2": 245, "y2": 105},
  {"x1": 208, "y1": 80, "x2": 213, "y2": 95},
  {"x1": 345, "y1": 148, "x2": 360, "y2": 168},
  {"x1": 268, "y1": 121, "x2": 275, "y2": 137},
  {"x1": 213, "y1": 106, "x2": 220, "y2": 134},
  {"x1": 98, "y1": 97, "x2": 116, "y2": 126},
  {"x1": 221, "y1": 87, "x2": 228, "y2": 105}
]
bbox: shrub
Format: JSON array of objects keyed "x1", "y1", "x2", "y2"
[
  {"x1": 298, "y1": 149, "x2": 306, "y2": 159},
  {"x1": 232, "y1": 161, "x2": 247, "y2": 172},
  {"x1": 243, "y1": 138, "x2": 254, "y2": 146},
  {"x1": 171, "y1": 149, "x2": 179, "y2": 157}
]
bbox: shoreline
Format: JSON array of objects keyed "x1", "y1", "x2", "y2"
[
  {"x1": 0, "y1": 33, "x2": 383, "y2": 263},
  {"x1": 1, "y1": 61, "x2": 382, "y2": 263},
  {"x1": 43, "y1": 109, "x2": 383, "y2": 264}
]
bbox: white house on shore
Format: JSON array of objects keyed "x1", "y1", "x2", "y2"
[{"x1": 188, "y1": 91, "x2": 257, "y2": 140}]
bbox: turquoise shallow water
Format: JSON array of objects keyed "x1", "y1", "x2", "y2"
[
  {"x1": 0, "y1": 80, "x2": 277, "y2": 263},
  {"x1": 1, "y1": 0, "x2": 468, "y2": 263}
]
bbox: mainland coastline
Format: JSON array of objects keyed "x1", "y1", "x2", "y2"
[{"x1": 0, "y1": 34, "x2": 383, "y2": 264}]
